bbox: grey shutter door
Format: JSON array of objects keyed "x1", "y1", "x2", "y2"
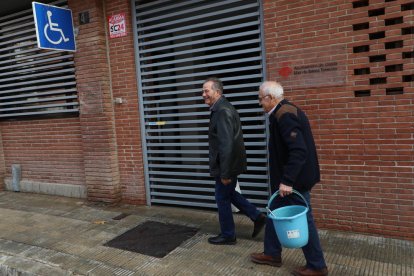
[
  {"x1": 0, "y1": 0, "x2": 78, "y2": 119},
  {"x1": 132, "y1": 0, "x2": 268, "y2": 208}
]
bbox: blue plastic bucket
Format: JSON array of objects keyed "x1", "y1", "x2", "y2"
[{"x1": 266, "y1": 190, "x2": 309, "y2": 248}]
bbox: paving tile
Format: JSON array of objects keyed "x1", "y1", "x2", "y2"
[{"x1": 0, "y1": 192, "x2": 413, "y2": 276}]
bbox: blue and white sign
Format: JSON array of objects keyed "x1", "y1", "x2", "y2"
[{"x1": 32, "y1": 2, "x2": 76, "y2": 52}]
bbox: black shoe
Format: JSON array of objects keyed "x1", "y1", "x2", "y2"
[
  {"x1": 252, "y1": 213, "x2": 266, "y2": 238},
  {"x1": 208, "y1": 234, "x2": 237, "y2": 245}
]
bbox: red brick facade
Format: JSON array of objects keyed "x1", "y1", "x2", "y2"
[
  {"x1": 0, "y1": 0, "x2": 412, "y2": 240},
  {"x1": 263, "y1": 0, "x2": 413, "y2": 240},
  {"x1": 69, "y1": 0, "x2": 146, "y2": 204},
  {"x1": 70, "y1": 0, "x2": 120, "y2": 203},
  {"x1": 1, "y1": 118, "x2": 84, "y2": 186},
  {"x1": 105, "y1": 0, "x2": 146, "y2": 205},
  {"x1": 0, "y1": 0, "x2": 146, "y2": 204},
  {"x1": 0, "y1": 129, "x2": 5, "y2": 192}
]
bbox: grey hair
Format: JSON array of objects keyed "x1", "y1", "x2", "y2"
[
  {"x1": 260, "y1": 81, "x2": 284, "y2": 100},
  {"x1": 203, "y1": 77, "x2": 223, "y2": 94}
]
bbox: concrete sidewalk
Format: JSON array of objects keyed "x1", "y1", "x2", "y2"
[{"x1": 0, "y1": 191, "x2": 413, "y2": 276}]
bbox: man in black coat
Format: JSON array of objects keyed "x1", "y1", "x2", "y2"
[
  {"x1": 250, "y1": 81, "x2": 328, "y2": 276},
  {"x1": 203, "y1": 77, "x2": 266, "y2": 245}
]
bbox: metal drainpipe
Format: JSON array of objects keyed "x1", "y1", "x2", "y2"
[{"x1": 11, "y1": 164, "x2": 21, "y2": 192}]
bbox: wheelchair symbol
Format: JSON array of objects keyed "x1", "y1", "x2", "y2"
[{"x1": 44, "y1": 10, "x2": 69, "y2": 45}]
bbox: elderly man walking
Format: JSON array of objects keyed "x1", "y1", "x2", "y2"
[
  {"x1": 250, "y1": 81, "x2": 328, "y2": 276},
  {"x1": 202, "y1": 77, "x2": 266, "y2": 245}
]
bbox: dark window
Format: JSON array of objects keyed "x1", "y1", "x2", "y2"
[
  {"x1": 369, "y1": 31, "x2": 385, "y2": 40},
  {"x1": 402, "y1": 75, "x2": 414, "y2": 82},
  {"x1": 402, "y1": 27, "x2": 414, "y2": 35},
  {"x1": 354, "y1": 68, "x2": 370, "y2": 75},
  {"x1": 385, "y1": 64, "x2": 403, "y2": 72},
  {"x1": 386, "y1": 87, "x2": 403, "y2": 95},
  {"x1": 355, "y1": 90, "x2": 371, "y2": 97},
  {"x1": 353, "y1": 22, "x2": 369, "y2": 31},
  {"x1": 402, "y1": 51, "x2": 414, "y2": 59},
  {"x1": 401, "y1": 2, "x2": 414, "y2": 11},
  {"x1": 353, "y1": 45, "x2": 370, "y2": 53},
  {"x1": 353, "y1": 0, "x2": 369, "y2": 8},
  {"x1": 0, "y1": 1, "x2": 79, "y2": 120},
  {"x1": 384, "y1": 17, "x2": 403, "y2": 26},
  {"x1": 368, "y1": 8, "x2": 385, "y2": 17},
  {"x1": 369, "y1": 77, "x2": 387, "y2": 84},
  {"x1": 369, "y1": 55, "x2": 386, "y2": 62},
  {"x1": 385, "y1": 40, "x2": 403, "y2": 49}
]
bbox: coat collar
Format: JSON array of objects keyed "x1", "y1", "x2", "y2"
[
  {"x1": 269, "y1": 99, "x2": 288, "y2": 124},
  {"x1": 210, "y1": 96, "x2": 225, "y2": 112}
]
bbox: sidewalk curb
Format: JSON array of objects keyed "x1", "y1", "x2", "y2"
[{"x1": 0, "y1": 252, "x2": 73, "y2": 276}]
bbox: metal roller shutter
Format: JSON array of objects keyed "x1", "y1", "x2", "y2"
[
  {"x1": 132, "y1": 0, "x2": 269, "y2": 209},
  {"x1": 0, "y1": 0, "x2": 78, "y2": 119}
]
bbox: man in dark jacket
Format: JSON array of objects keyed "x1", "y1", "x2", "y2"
[
  {"x1": 250, "y1": 81, "x2": 328, "y2": 276},
  {"x1": 203, "y1": 77, "x2": 266, "y2": 245}
]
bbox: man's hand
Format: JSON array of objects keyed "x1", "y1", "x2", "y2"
[
  {"x1": 279, "y1": 183, "x2": 293, "y2": 197},
  {"x1": 221, "y1": 178, "x2": 232, "y2": 185}
]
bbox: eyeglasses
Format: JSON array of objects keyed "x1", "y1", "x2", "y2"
[{"x1": 258, "y1": 95, "x2": 271, "y2": 102}]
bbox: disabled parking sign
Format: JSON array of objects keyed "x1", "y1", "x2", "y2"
[{"x1": 32, "y1": 2, "x2": 76, "y2": 52}]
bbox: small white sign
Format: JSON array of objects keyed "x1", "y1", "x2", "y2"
[
  {"x1": 108, "y1": 13, "x2": 126, "y2": 39},
  {"x1": 287, "y1": 229, "x2": 300, "y2": 239}
]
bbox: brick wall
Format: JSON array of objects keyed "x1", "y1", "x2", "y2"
[
  {"x1": 0, "y1": 129, "x2": 5, "y2": 191},
  {"x1": 70, "y1": 0, "x2": 122, "y2": 203},
  {"x1": 0, "y1": 0, "x2": 146, "y2": 204},
  {"x1": 105, "y1": 0, "x2": 146, "y2": 205},
  {"x1": 0, "y1": 0, "x2": 411, "y2": 240},
  {"x1": 263, "y1": 0, "x2": 414, "y2": 239},
  {"x1": 0, "y1": 118, "x2": 84, "y2": 187}
]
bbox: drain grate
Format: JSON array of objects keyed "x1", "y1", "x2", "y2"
[
  {"x1": 104, "y1": 221, "x2": 199, "y2": 258},
  {"x1": 112, "y1": 213, "x2": 130, "y2": 220}
]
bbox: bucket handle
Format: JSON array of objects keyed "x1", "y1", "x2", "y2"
[{"x1": 266, "y1": 189, "x2": 309, "y2": 218}]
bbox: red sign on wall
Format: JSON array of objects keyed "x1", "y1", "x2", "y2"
[
  {"x1": 275, "y1": 45, "x2": 347, "y2": 89},
  {"x1": 108, "y1": 13, "x2": 126, "y2": 39}
]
